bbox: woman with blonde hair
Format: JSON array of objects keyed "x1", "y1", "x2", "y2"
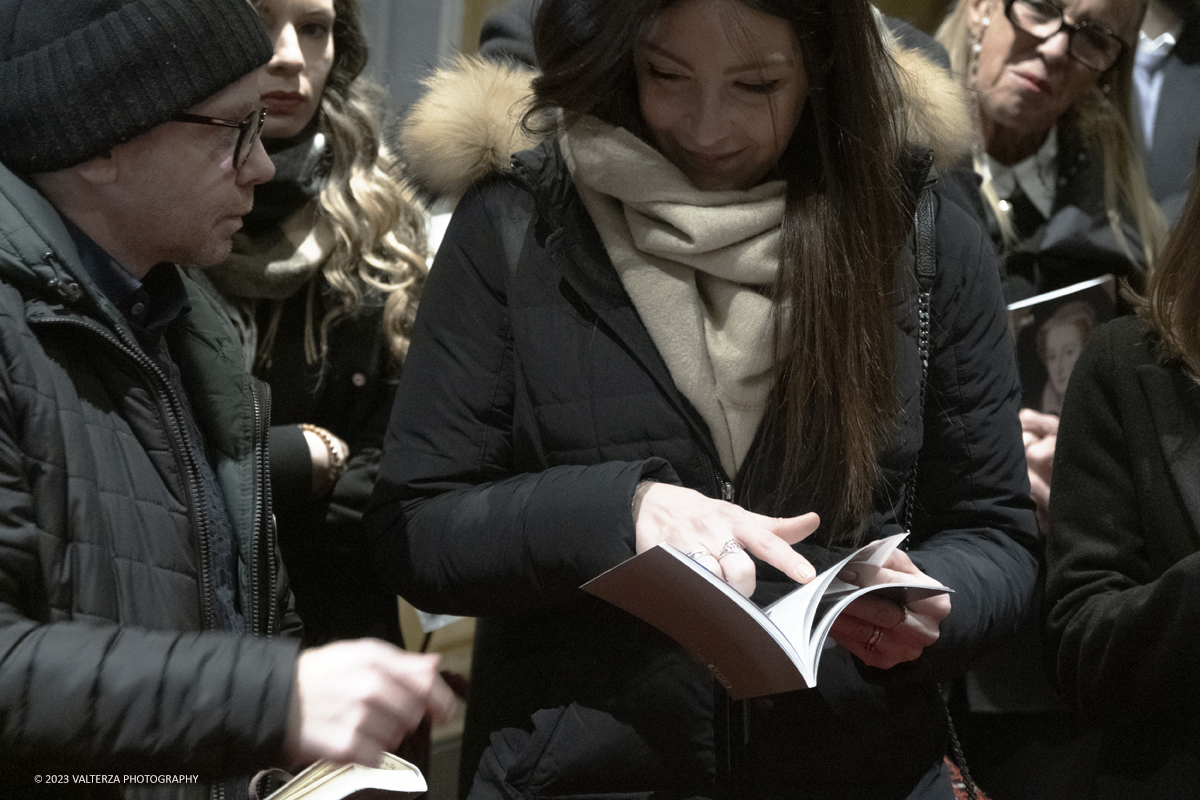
[
  {"x1": 937, "y1": 0, "x2": 1164, "y2": 303},
  {"x1": 198, "y1": 0, "x2": 426, "y2": 646},
  {"x1": 936, "y1": 4, "x2": 1159, "y2": 793}
]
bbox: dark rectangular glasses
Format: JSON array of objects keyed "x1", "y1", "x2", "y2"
[
  {"x1": 1005, "y1": 0, "x2": 1127, "y2": 72},
  {"x1": 174, "y1": 108, "x2": 268, "y2": 168}
]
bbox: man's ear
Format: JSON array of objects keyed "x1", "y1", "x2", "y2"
[{"x1": 74, "y1": 152, "x2": 119, "y2": 186}]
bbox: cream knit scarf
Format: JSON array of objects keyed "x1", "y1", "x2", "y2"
[{"x1": 561, "y1": 115, "x2": 786, "y2": 476}]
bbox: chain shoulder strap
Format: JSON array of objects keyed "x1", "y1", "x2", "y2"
[
  {"x1": 907, "y1": 183, "x2": 983, "y2": 800},
  {"x1": 904, "y1": 184, "x2": 936, "y2": 537}
]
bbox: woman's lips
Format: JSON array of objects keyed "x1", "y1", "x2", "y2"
[
  {"x1": 683, "y1": 148, "x2": 743, "y2": 170},
  {"x1": 1011, "y1": 69, "x2": 1051, "y2": 94},
  {"x1": 261, "y1": 91, "x2": 306, "y2": 114}
]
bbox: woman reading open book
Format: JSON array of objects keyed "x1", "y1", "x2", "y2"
[{"x1": 367, "y1": 0, "x2": 1038, "y2": 796}]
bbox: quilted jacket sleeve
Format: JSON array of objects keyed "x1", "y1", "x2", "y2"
[
  {"x1": 0, "y1": 401, "x2": 300, "y2": 778},
  {"x1": 893, "y1": 187, "x2": 1040, "y2": 683},
  {"x1": 366, "y1": 180, "x2": 678, "y2": 616}
]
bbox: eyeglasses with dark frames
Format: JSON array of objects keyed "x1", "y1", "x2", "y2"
[
  {"x1": 173, "y1": 108, "x2": 268, "y2": 168},
  {"x1": 1004, "y1": 0, "x2": 1127, "y2": 72}
]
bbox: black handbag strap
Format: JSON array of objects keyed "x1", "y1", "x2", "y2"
[
  {"x1": 908, "y1": 183, "x2": 983, "y2": 800},
  {"x1": 904, "y1": 183, "x2": 936, "y2": 537}
]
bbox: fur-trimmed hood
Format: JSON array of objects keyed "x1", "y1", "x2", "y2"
[{"x1": 401, "y1": 44, "x2": 973, "y2": 203}]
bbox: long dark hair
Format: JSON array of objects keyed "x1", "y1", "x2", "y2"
[
  {"x1": 528, "y1": 0, "x2": 910, "y2": 540},
  {"x1": 1137, "y1": 143, "x2": 1200, "y2": 376}
]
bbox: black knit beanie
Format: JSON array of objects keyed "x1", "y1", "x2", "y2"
[{"x1": 0, "y1": 0, "x2": 274, "y2": 174}]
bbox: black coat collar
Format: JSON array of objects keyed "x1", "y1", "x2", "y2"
[{"x1": 1140, "y1": 360, "x2": 1200, "y2": 550}]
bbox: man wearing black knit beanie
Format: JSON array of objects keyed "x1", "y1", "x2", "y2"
[{"x1": 0, "y1": 2, "x2": 453, "y2": 797}]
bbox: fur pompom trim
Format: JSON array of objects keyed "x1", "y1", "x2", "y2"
[
  {"x1": 401, "y1": 47, "x2": 974, "y2": 201},
  {"x1": 400, "y1": 55, "x2": 540, "y2": 200},
  {"x1": 893, "y1": 46, "x2": 975, "y2": 173}
]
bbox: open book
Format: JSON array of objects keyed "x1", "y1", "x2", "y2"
[
  {"x1": 263, "y1": 753, "x2": 426, "y2": 800},
  {"x1": 582, "y1": 533, "x2": 950, "y2": 700}
]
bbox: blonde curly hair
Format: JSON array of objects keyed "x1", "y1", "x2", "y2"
[{"x1": 256, "y1": 0, "x2": 427, "y2": 369}]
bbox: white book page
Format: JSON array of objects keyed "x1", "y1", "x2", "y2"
[
  {"x1": 807, "y1": 574, "x2": 952, "y2": 674},
  {"x1": 266, "y1": 755, "x2": 425, "y2": 800},
  {"x1": 764, "y1": 534, "x2": 911, "y2": 673},
  {"x1": 659, "y1": 544, "x2": 810, "y2": 676}
]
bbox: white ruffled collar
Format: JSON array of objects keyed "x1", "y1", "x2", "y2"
[{"x1": 981, "y1": 126, "x2": 1058, "y2": 219}]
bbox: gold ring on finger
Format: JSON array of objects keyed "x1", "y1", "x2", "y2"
[{"x1": 864, "y1": 625, "x2": 884, "y2": 651}]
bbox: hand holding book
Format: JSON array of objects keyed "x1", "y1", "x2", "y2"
[
  {"x1": 583, "y1": 532, "x2": 953, "y2": 698},
  {"x1": 828, "y1": 547, "x2": 952, "y2": 670},
  {"x1": 1020, "y1": 408, "x2": 1059, "y2": 530},
  {"x1": 286, "y1": 640, "x2": 457, "y2": 767}
]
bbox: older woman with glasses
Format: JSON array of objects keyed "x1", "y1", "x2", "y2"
[
  {"x1": 936, "y1": 2, "x2": 1164, "y2": 798},
  {"x1": 939, "y1": 0, "x2": 1163, "y2": 306}
]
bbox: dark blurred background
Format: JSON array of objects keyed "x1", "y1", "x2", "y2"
[{"x1": 358, "y1": 0, "x2": 956, "y2": 112}]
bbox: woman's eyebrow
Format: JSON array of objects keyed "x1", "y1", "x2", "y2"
[
  {"x1": 639, "y1": 40, "x2": 796, "y2": 74},
  {"x1": 638, "y1": 40, "x2": 691, "y2": 68},
  {"x1": 723, "y1": 52, "x2": 796, "y2": 76}
]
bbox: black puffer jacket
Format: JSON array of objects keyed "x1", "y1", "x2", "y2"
[
  {"x1": 367, "y1": 133, "x2": 1038, "y2": 799},
  {"x1": 0, "y1": 164, "x2": 301, "y2": 799},
  {"x1": 250, "y1": 273, "x2": 403, "y2": 647}
]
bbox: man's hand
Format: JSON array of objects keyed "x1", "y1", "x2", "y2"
[{"x1": 285, "y1": 639, "x2": 457, "y2": 767}]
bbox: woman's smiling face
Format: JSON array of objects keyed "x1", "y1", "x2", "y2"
[{"x1": 635, "y1": 0, "x2": 807, "y2": 192}]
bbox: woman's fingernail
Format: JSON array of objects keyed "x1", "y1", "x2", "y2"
[
  {"x1": 839, "y1": 568, "x2": 858, "y2": 583},
  {"x1": 797, "y1": 563, "x2": 815, "y2": 582}
]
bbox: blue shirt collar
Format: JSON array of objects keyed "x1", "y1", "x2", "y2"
[{"x1": 62, "y1": 218, "x2": 190, "y2": 338}]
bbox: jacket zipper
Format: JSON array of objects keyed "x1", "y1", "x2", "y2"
[
  {"x1": 249, "y1": 381, "x2": 276, "y2": 637},
  {"x1": 31, "y1": 315, "x2": 219, "y2": 631}
]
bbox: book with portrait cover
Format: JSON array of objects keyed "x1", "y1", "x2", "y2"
[
  {"x1": 1007, "y1": 274, "x2": 1117, "y2": 415},
  {"x1": 581, "y1": 533, "x2": 951, "y2": 700}
]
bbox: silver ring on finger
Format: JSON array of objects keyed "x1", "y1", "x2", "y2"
[
  {"x1": 715, "y1": 539, "x2": 744, "y2": 561},
  {"x1": 685, "y1": 549, "x2": 710, "y2": 560},
  {"x1": 864, "y1": 625, "x2": 884, "y2": 651}
]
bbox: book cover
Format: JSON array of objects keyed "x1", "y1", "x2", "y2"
[{"x1": 1007, "y1": 274, "x2": 1116, "y2": 415}]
